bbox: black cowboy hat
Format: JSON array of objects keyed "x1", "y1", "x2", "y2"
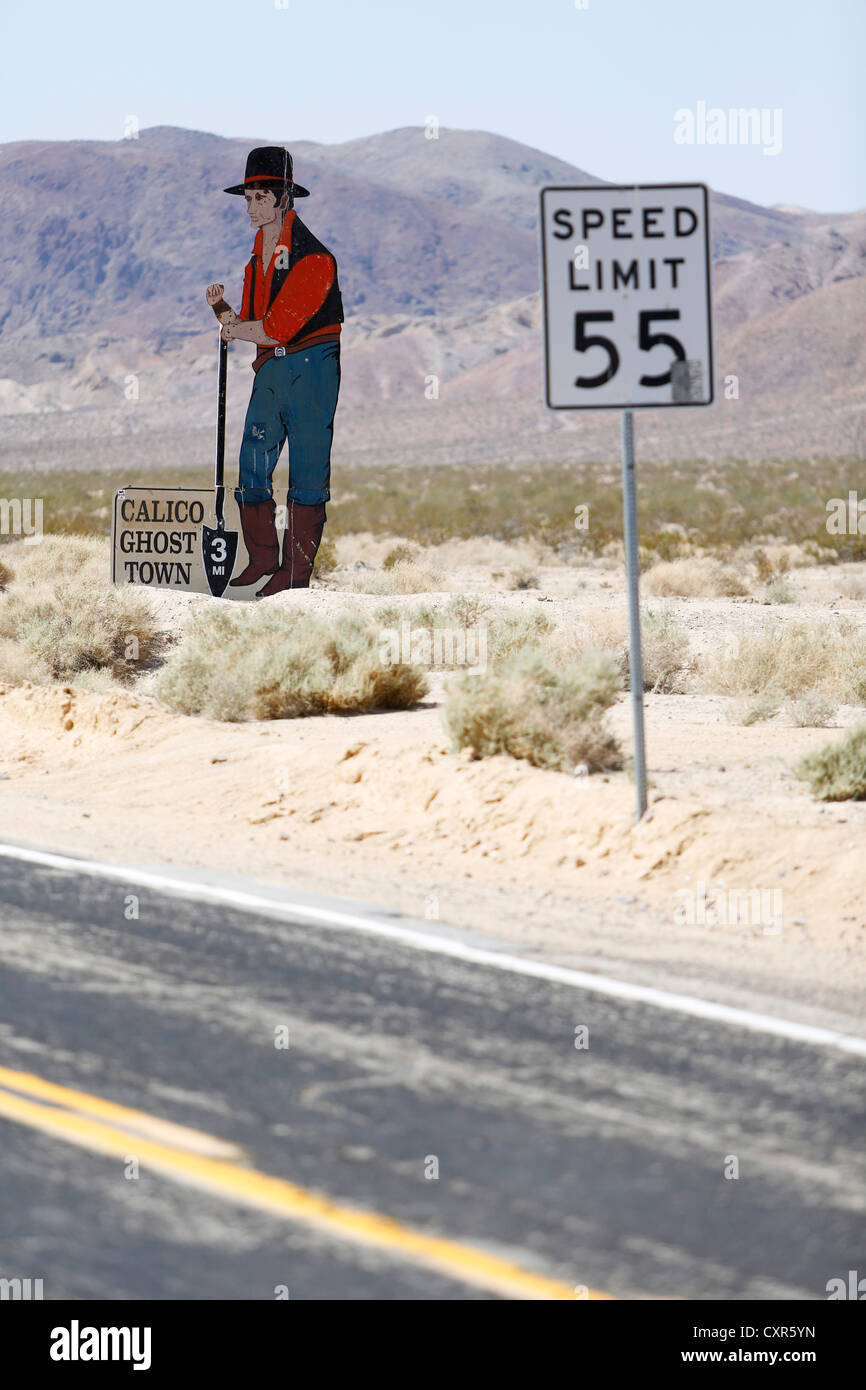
[{"x1": 224, "y1": 146, "x2": 310, "y2": 198}]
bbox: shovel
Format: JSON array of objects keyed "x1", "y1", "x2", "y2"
[{"x1": 201, "y1": 333, "x2": 239, "y2": 597}]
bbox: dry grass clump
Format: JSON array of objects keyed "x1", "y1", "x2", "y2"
[
  {"x1": 794, "y1": 724, "x2": 866, "y2": 800},
  {"x1": 642, "y1": 557, "x2": 748, "y2": 598},
  {"x1": 702, "y1": 618, "x2": 866, "y2": 702},
  {"x1": 0, "y1": 536, "x2": 160, "y2": 685},
  {"x1": 153, "y1": 605, "x2": 428, "y2": 721},
  {"x1": 351, "y1": 559, "x2": 446, "y2": 595},
  {"x1": 444, "y1": 646, "x2": 621, "y2": 773}
]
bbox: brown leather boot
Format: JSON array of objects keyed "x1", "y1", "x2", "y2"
[
  {"x1": 229, "y1": 498, "x2": 279, "y2": 586},
  {"x1": 256, "y1": 501, "x2": 326, "y2": 597}
]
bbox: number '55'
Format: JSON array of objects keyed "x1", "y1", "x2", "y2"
[{"x1": 574, "y1": 310, "x2": 685, "y2": 388}]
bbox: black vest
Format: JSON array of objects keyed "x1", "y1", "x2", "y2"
[{"x1": 249, "y1": 215, "x2": 344, "y2": 345}]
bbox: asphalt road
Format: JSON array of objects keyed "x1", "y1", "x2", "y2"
[{"x1": 0, "y1": 854, "x2": 863, "y2": 1301}]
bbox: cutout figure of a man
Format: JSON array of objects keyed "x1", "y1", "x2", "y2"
[{"x1": 205, "y1": 147, "x2": 343, "y2": 595}]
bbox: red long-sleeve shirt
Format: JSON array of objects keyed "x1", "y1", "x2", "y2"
[{"x1": 240, "y1": 209, "x2": 341, "y2": 350}]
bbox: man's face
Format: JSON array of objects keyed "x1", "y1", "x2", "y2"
[{"x1": 244, "y1": 186, "x2": 284, "y2": 227}]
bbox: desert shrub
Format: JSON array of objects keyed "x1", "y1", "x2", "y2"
[
  {"x1": 0, "y1": 556, "x2": 13, "y2": 589},
  {"x1": 838, "y1": 574, "x2": 866, "y2": 600},
  {"x1": 0, "y1": 537, "x2": 159, "y2": 684},
  {"x1": 581, "y1": 609, "x2": 627, "y2": 653},
  {"x1": 579, "y1": 606, "x2": 688, "y2": 693},
  {"x1": 371, "y1": 597, "x2": 496, "y2": 670},
  {"x1": 507, "y1": 565, "x2": 539, "y2": 590},
  {"x1": 794, "y1": 724, "x2": 866, "y2": 800},
  {"x1": 8, "y1": 535, "x2": 108, "y2": 584},
  {"x1": 372, "y1": 602, "x2": 405, "y2": 629},
  {"x1": 642, "y1": 558, "x2": 748, "y2": 598},
  {"x1": 374, "y1": 600, "x2": 594, "y2": 676},
  {"x1": 442, "y1": 594, "x2": 489, "y2": 628},
  {"x1": 444, "y1": 646, "x2": 621, "y2": 773},
  {"x1": 701, "y1": 619, "x2": 866, "y2": 701},
  {"x1": 753, "y1": 547, "x2": 791, "y2": 584},
  {"x1": 153, "y1": 605, "x2": 428, "y2": 721},
  {"x1": 488, "y1": 610, "x2": 555, "y2": 664},
  {"x1": 640, "y1": 526, "x2": 692, "y2": 563},
  {"x1": 0, "y1": 637, "x2": 51, "y2": 685},
  {"x1": 373, "y1": 596, "x2": 490, "y2": 634},
  {"x1": 724, "y1": 694, "x2": 782, "y2": 725},
  {"x1": 65, "y1": 666, "x2": 124, "y2": 694},
  {"x1": 383, "y1": 543, "x2": 418, "y2": 571},
  {"x1": 785, "y1": 694, "x2": 836, "y2": 727},
  {"x1": 636, "y1": 608, "x2": 691, "y2": 693},
  {"x1": 762, "y1": 578, "x2": 795, "y2": 604},
  {"x1": 313, "y1": 533, "x2": 338, "y2": 576}
]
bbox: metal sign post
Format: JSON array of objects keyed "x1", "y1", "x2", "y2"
[
  {"x1": 620, "y1": 409, "x2": 647, "y2": 819},
  {"x1": 539, "y1": 183, "x2": 714, "y2": 823}
]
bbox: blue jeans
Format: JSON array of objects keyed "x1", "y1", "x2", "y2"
[{"x1": 235, "y1": 341, "x2": 340, "y2": 506}]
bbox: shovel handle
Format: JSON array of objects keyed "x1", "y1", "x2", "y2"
[{"x1": 215, "y1": 332, "x2": 228, "y2": 490}]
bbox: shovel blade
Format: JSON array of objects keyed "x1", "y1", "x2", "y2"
[{"x1": 201, "y1": 523, "x2": 240, "y2": 598}]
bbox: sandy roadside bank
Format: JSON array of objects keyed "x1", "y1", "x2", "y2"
[{"x1": 0, "y1": 675, "x2": 863, "y2": 1033}]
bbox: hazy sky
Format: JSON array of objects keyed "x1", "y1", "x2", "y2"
[{"x1": 2, "y1": 0, "x2": 862, "y2": 212}]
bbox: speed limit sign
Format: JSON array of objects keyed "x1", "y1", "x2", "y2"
[
  {"x1": 538, "y1": 183, "x2": 714, "y2": 823},
  {"x1": 540, "y1": 184, "x2": 713, "y2": 410}
]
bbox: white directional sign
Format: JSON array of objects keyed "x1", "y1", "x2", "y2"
[{"x1": 540, "y1": 183, "x2": 713, "y2": 410}]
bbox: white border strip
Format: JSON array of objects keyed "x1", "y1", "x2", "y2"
[{"x1": 1, "y1": 841, "x2": 864, "y2": 1057}]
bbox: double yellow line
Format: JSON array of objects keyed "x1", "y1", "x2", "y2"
[{"x1": 0, "y1": 1065, "x2": 612, "y2": 1301}]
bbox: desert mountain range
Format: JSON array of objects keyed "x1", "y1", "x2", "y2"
[{"x1": 0, "y1": 125, "x2": 863, "y2": 469}]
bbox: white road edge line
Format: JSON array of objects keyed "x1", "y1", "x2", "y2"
[{"x1": 1, "y1": 840, "x2": 864, "y2": 1058}]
